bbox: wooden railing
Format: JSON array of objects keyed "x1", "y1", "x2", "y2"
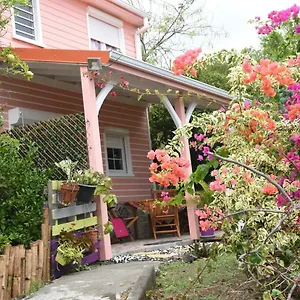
[{"x1": 0, "y1": 209, "x2": 50, "y2": 300}]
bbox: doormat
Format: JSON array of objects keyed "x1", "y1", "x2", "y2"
[{"x1": 143, "y1": 239, "x2": 182, "y2": 246}]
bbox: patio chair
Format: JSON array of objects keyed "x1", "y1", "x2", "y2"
[
  {"x1": 149, "y1": 190, "x2": 181, "y2": 239},
  {"x1": 108, "y1": 205, "x2": 138, "y2": 241}
]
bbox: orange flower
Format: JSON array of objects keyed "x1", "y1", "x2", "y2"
[
  {"x1": 261, "y1": 183, "x2": 278, "y2": 195},
  {"x1": 242, "y1": 172, "x2": 255, "y2": 183}
]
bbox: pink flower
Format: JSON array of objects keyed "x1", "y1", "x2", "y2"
[
  {"x1": 211, "y1": 170, "x2": 218, "y2": 176},
  {"x1": 222, "y1": 168, "x2": 228, "y2": 175},
  {"x1": 110, "y1": 91, "x2": 117, "y2": 97},
  {"x1": 194, "y1": 134, "x2": 205, "y2": 141},
  {"x1": 233, "y1": 166, "x2": 240, "y2": 174},
  {"x1": 242, "y1": 59, "x2": 253, "y2": 73},
  {"x1": 211, "y1": 170, "x2": 219, "y2": 176},
  {"x1": 230, "y1": 179, "x2": 237, "y2": 187},
  {"x1": 147, "y1": 150, "x2": 156, "y2": 160},
  {"x1": 197, "y1": 154, "x2": 203, "y2": 161},
  {"x1": 195, "y1": 210, "x2": 208, "y2": 219},
  {"x1": 199, "y1": 220, "x2": 211, "y2": 231}
]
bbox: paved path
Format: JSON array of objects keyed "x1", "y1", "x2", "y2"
[{"x1": 26, "y1": 261, "x2": 160, "y2": 300}]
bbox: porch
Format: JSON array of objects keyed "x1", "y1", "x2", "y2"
[{"x1": 2, "y1": 48, "x2": 230, "y2": 261}]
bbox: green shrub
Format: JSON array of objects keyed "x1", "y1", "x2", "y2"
[{"x1": 0, "y1": 134, "x2": 48, "y2": 250}]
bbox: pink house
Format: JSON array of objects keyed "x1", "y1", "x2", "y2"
[{"x1": 1, "y1": 0, "x2": 230, "y2": 259}]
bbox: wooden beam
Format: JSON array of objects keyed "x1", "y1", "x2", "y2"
[
  {"x1": 97, "y1": 83, "x2": 114, "y2": 113},
  {"x1": 11, "y1": 48, "x2": 110, "y2": 64}
]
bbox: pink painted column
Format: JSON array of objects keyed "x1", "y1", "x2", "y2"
[
  {"x1": 174, "y1": 98, "x2": 200, "y2": 240},
  {"x1": 80, "y1": 66, "x2": 112, "y2": 260}
]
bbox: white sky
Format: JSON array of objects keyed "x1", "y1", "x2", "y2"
[
  {"x1": 144, "y1": 0, "x2": 298, "y2": 54},
  {"x1": 200, "y1": 0, "x2": 298, "y2": 53}
]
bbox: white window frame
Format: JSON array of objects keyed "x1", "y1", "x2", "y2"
[
  {"x1": 87, "y1": 7, "x2": 126, "y2": 54},
  {"x1": 11, "y1": 0, "x2": 43, "y2": 47},
  {"x1": 104, "y1": 127, "x2": 134, "y2": 177}
]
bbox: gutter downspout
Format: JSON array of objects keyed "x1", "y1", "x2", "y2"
[{"x1": 135, "y1": 17, "x2": 149, "y2": 60}]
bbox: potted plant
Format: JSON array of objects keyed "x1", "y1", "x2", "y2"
[
  {"x1": 55, "y1": 159, "x2": 79, "y2": 206},
  {"x1": 195, "y1": 204, "x2": 224, "y2": 238},
  {"x1": 55, "y1": 228, "x2": 92, "y2": 267},
  {"x1": 74, "y1": 169, "x2": 114, "y2": 205},
  {"x1": 84, "y1": 226, "x2": 98, "y2": 244}
]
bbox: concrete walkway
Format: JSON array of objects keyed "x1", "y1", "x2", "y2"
[{"x1": 26, "y1": 261, "x2": 160, "y2": 300}]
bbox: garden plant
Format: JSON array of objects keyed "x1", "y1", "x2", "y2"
[{"x1": 147, "y1": 4, "x2": 300, "y2": 299}]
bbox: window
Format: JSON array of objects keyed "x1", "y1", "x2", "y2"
[
  {"x1": 87, "y1": 8, "x2": 125, "y2": 53},
  {"x1": 105, "y1": 129, "x2": 133, "y2": 176},
  {"x1": 13, "y1": 0, "x2": 42, "y2": 44}
]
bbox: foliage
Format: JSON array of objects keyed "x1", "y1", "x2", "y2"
[
  {"x1": 55, "y1": 159, "x2": 78, "y2": 184},
  {"x1": 0, "y1": 0, "x2": 33, "y2": 78},
  {"x1": 149, "y1": 104, "x2": 176, "y2": 149},
  {"x1": 195, "y1": 205, "x2": 224, "y2": 231},
  {"x1": 125, "y1": 0, "x2": 223, "y2": 68},
  {"x1": 148, "y1": 254, "x2": 259, "y2": 300},
  {"x1": 0, "y1": 134, "x2": 48, "y2": 250},
  {"x1": 56, "y1": 228, "x2": 92, "y2": 266},
  {"x1": 74, "y1": 168, "x2": 107, "y2": 186},
  {"x1": 148, "y1": 4, "x2": 300, "y2": 298},
  {"x1": 104, "y1": 221, "x2": 113, "y2": 235},
  {"x1": 252, "y1": 4, "x2": 300, "y2": 61}
]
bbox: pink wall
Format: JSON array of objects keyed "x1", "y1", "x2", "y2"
[
  {"x1": 3, "y1": 0, "x2": 138, "y2": 57},
  {"x1": 0, "y1": 76, "x2": 152, "y2": 202}
]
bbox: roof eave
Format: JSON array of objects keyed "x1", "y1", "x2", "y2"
[
  {"x1": 112, "y1": 0, "x2": 151, "y2": 19},
  {"x1": 109, "y1": 51, "x2": 231, "y2": 101}
]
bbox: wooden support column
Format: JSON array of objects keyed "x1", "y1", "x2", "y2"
[
  {"x1": 174, "y1": 97, "x2": 200, "y2": 240},
  {"x1": 80, "y1": 66, "x2": 112, "y2": 260}
]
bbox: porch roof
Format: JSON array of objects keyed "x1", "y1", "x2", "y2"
[{"x1": 12, "y1": 48, "x2": 230, "y2": 109}]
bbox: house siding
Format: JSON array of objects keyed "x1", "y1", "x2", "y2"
[
  {"x1": 3, "y1": 0, "x2": 137, "y2": 57},
  {"x1": 0, "y1": 76, "x2": 152, "y2": 202}
]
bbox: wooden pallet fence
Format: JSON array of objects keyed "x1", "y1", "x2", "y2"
[
  {"x1": 48, "y1": 181, "x2": 100, "y2": 279},
  {"x1": 0, "y1": 208, "x2": 50, "y2": 300}
]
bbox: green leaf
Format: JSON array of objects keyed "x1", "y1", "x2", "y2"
[{"x1": 194, "y1": 164, "x2": 210, "y2": 182}]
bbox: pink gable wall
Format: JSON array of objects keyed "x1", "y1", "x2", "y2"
[
  {"x1": 0, "y1": 76, "x2": 152, "y2": 202},
  {"x1": 3, "y1": 0, "x2": 139, "y2": 57}
]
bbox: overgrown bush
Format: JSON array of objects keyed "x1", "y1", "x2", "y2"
[{"x1": 0, "y1": 129, "x2": 48, "y2": 250}]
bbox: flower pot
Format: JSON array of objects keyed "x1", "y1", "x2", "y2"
[
  {"x1": 200, "y1": 227, "x2": 215, "y2": 238},
  {"x1": 60, "y1": 183, "x2": 79, "y2": 206},
  {"x1": 76, "y1": 184, "x2": 96, "y2": 204},
  {"x1": 55, "y1": 250, "x2": 67, "y2": 266},
  {"x1": 86, "y1": 230, "x2": 98, "y2": 244}
]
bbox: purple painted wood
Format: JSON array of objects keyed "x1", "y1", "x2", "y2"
[
  {"x1": 51, "y1": 237, "x2": 100, "y2": 279},
  {"x1": 200, "y1": 228, "x2": 215, "y2": 237}
]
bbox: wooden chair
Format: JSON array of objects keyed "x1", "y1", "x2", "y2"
[{"x1": 149, "y1": 190, "x2": 181, "y2": 239}]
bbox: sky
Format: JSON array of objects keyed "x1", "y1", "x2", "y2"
[
  {"x1": 139, "y1": 0, "x2": 298, "y2": 54},
  {"x1": 200, "y1": 0, "x2": 298, "y2": 53}
]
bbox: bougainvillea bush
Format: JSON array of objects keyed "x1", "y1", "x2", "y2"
[{"x1": 148, "y1": 4, "x2": 300, "y2": 299}]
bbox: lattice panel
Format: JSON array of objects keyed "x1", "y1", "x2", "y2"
[{"x1": 7, "y1": 113, "x2": 89, "y2": 179}]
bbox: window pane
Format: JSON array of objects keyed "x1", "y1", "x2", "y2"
[
  {"x1": 16, "y1": 23, "x2": 34, "y2": 35},
  {"x1": 113, "y1": 148, "x2": 122, "y2": 160},
  {"x1": 15, "y1": 0, "x2": 33, "y2": 12},
  {"x1": 14, "y1": 0, "x2": 36, "y2": 41},
  {"x1": 114, "y1": 159, "x2": 123, "y2": 170},
  {"x1": 15, "y1": 9, "x2": 34, "y2": 20},
  {"x1": 107, "y1": 148, "x2": 114, "y2": 159},
  {"x1": 108, "y1": 159, "x2": 115, "y2": 170}
]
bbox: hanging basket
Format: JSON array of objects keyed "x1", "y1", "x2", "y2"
[
  {"x1": 60, "y1": 183, "x2": 79, "y2": 206},
  {"x1": 76, "y1": 184, "x2": 96, "y2": 204}
]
